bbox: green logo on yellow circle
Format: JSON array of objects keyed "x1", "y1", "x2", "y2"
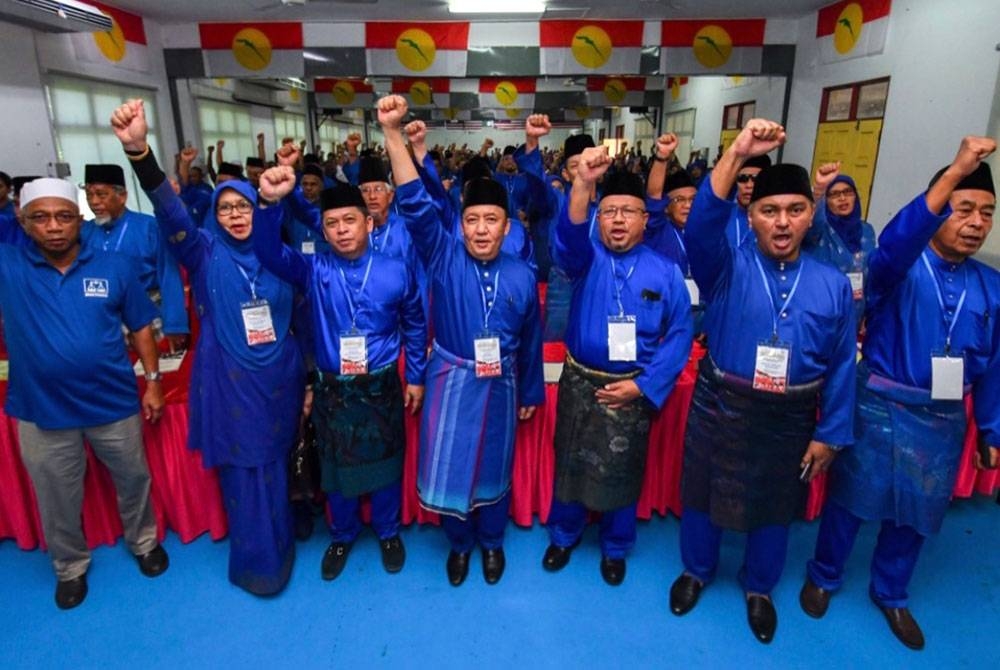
[
  {"x1": 331, "y1": 81, "x2": 356, "y2": 105},
  {"x1": 232, "y1": 28, "x2": 272, "y2": 71},
  {"x1": 572, "y1": 25, "x2": 612, "y2": 69},
  {"x1": 410, "y1": 81, "x2": 433, "y2": 105},
  {"x1": 574, "y1": 106, "x2": 591, "y2": 119},
  {"x1": 834, "y1": 3, "x2": 864, "y2": 54},
  {"x1": 494, "y1": 81, "x2": 519, "y2": 107},
  {"x1": 603, "y1": 78, "x2": 627, "y2": 104},
  {"x1": 692, "y1": 25, "x2": 732, "y2": 69},
  {"x1": 94, "y1": 15, "x2": 126, "y2": 62},
  {"x1": 395, "y1": 28, "x2": 436, "y2": 72}
]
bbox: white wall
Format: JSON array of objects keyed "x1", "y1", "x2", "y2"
[
  {"x1": 660, "y1": 76, "x2": 788, "y2": 158},
  {"x1": 0, "y1": 22, "x2": 60, "y2": 176},
  {"x1": 782, "y1": 0, "x2": 1000, "y2": 266}
]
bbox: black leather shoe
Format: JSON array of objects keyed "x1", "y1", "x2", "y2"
[
  {"x1": 321, "y1": 542, "x2": 352, "y2": 581},
  {"x1": 669, "y1": 573, "x2": 704, "y2": 616},
  {"x1": 379, "y1": 535, "x2": 406, "y2": 573},
  {"x1": 870, "y1": 594, "x2": 925, "y2": 650},
  {"x1": 799, "y1": 578, "x2": 832, "y2": 619},
  {"x1": 542, "y1": 544, "x2": 574, "y2": 572},
  {"x1": 482, "y1": 548, "x2": 506, "y2": 584},
  {"x1": 599, "y1": 556, "x2": 626, "y2": 586},
  {"x1": 55, "y1": 574, "x2": 88, "y2": 610},
  {"x1": 447, "y1": 550, "x2": 470, "y2": 586},
  {"x1": 136, "y1": 544, "x2": 169, "y2": 578},
  {"x1": 746, "y1": 594, "x2": 778, "y2": 644}
]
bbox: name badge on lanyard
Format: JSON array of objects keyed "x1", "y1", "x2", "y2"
[
  {"x1": 921, "y1": 252, "x2": 967, "y2": 401},
  {"x1": 847, "y1": 271, "x2": 863, "y2": 300},
  {"x1": 754, "y1": 341, "x2": 791, "y2": 394},
  {"x1": 685, "y1": 278, "x2": 700, "y2": 306},
  {"x1": 340, "y1": 330, "x2": 368, "y2": 375},
  {"x1": 475, "y1": 333, "x2": 502, "y2": 378},
  {"x1": 241, "y1": 299, "x2": 277, "y2": 346},
  {"x1": 301, "y1": 240, "x2": 316, "y2": 255},
  {"x1": 475, "y1": 268, "x2": 502, "y2": 377},
  {"x1": 751, "y1": 253, "x2": 803, "y2": 394},
  {"x1": 608, "y1": 315, "x2": 637, "y2": 361},
  {"x1": 931, "y1": 354, "x2": 964, "y2": 400}
]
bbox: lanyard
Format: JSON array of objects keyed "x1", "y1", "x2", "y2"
[
  {"x1": 610, "y1": 257, "x2": 637, "y2": 317},
  {"x1": 734, "y1": 209, "x2": 747, "y2": 247},
  {"x1": 921, "y1": 251, "x2": 968, "y2": 353},
  {"x1": 370, "y1": 220, "x2": 391, "y2": 254},
  {"x1": 103, "y1": 219, "x2": 129, "y2": 253},
  {"x1": 478, "y1": 268, "x2": 501, "y2": 330},
  {"x1": 671, "y1": 225, "x2": 689, "y2": 275},
  {"x1": 236, "y1": 263, "x2": 260, "y2": 301},
  {"x1": 337, "y1": 251, "x2": 375, "y2": 328},
  {"x1": 753, "y1": 252, "x2": 803, "y2": 341}
]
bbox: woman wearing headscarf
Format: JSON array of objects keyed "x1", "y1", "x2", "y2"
[
  {"x1": 110, "y1": 99, "x2": 304, "y2": 596},
  {"x1": 805, "y1": 163, "x2": 877, "y2": 330}
]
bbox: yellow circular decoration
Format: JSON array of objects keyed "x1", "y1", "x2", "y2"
[
  {"x1": 331, "y1": 81, "x2": 356, "y2": 105},
  {"x1": 494, "y1": 81, "x2": 519, "y2": 107},
  {"x1": 603, "y1": 78, "x2": 627, "y2": 105},
  {"x1": 571, "y1": 25, "x2": 612, "y2": 69},
  {"x1": 232, "y1": 28, "x2": 272, "y2": 71},
  {"x1": 94, "y1": 15, "x2": 126, "y2": 62},
  {"x1": 834, "y1": 3, "x2": 864, "y2": 55},
  {"x1": 443, "y1": 107, "x2": 459, "y2": 120},
  {"x1": 505, "y1": 108, "x2": 521, "y2": 119},
  {"x1": 213, "y1": 78, "x2": 229, "y2": 87},
  {"x1": 574, "y1": 106, "x2": 591, "y2": 119},
  {"x1": 410, "y1": 81, "x2": 433, "y2": 106},
  {"x1": 288, "y1": 88, "x2": 301, "y2": 103},
  {"x1": 692, "y1": 25, "x2": 733, "y2": 69},
  {"x1": 395, "y1": 28, "x2": 437, "y2": 72}
]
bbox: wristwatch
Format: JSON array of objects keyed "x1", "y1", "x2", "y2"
[
  {"x1": 145, "y1": 371, "x2": 163, "y2": 382},
  {"x1": 652, "y1": 154, "x2": 668, "y2": 163}
]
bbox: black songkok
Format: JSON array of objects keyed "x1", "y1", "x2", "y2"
[
  {"x1": 928, "y1": 162, "x2": 995, "y2": 196},
  {"x1": 84, "y1": 164, "x2": 125, "y2": 187},
  {"x1": 245, "y1": 157, "x2": 265, "y2": 169},
  {"x1": 664, "y1": 170, "x2": 695, "y2": 194},
  {"x1": 463, "y1": 178, "x2": 508, "y2": 215},
  {"x1": 218, "y1": 162, "x2": 245, "y2": 179},
  {"x1": 742, "y1": 154, "x2": 773, "y2": 171},
  {"x1": 320, "y1": 183, "x2": 366, "y2": 212},
  {"x1": 302, "y1": 164, "x2": 325, "y2": 180},
  {"x1": 564, "y1": 134, "x2": 595, "y2": 160},
  {"x1": 750, "y1": 163, "x2": 814, "y2": 204},
  {"x1": 601, "y1": 172, "x2": 645, "y2": 201},
  {"x1": 358, "y1": 156, "x2": 388, "y2": 184}
]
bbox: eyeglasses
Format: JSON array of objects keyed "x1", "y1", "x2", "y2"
[
  {"x1": 360, "y1": 185, "x2": 389, "y2": 195},
  {"x1": 670, "y1": 196, "x2": 694, "y2": 205},
  {"x1": 25, "y1": 211, "x2": 78, "y2": 225},
  {"x1": 216, "y1": 200, "x2": 253, "y2": 216},
  {"x1": 826, "y1": 188, "x2": 856, "y2": 199},
  {"x1": 598, "y1": 206, "x2": 646, "y2": 220},
  {"x1": 736, "y1": 173, "x2": 757, "y2": 184}
]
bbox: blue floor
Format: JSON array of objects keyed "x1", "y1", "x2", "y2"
[{"x1": 1, "y1": 496, "x2": 997, "y2": 669}]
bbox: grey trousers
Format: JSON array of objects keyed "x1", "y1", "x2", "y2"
[{"x1": 18, "y1": 414, "x2": 158, "y2": 580}]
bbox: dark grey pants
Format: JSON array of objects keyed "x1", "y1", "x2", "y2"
[{"x1": 18, "y1": 414, "x2": 158, "y2": 580}]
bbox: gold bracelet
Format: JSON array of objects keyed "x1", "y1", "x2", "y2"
[{"x1": 125, "y1": 146, "x2": 151, "y2": 162}]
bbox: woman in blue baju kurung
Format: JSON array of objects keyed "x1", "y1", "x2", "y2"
[{"x1": 113, "y1": 100, "x2": 303, "y2": 595}]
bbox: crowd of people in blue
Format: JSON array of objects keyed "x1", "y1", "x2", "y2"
[{"x1": 0, "y1": 91, "x2": 996, "y2": 652}]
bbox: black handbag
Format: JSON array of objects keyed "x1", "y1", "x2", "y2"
[{"x1": 288, "y1": 417, "x2": 321, "y2": 502}]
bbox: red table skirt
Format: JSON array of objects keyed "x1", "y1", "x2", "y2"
[{"x1": 2, "y1": 344, "x2": 997, "y2": 551}]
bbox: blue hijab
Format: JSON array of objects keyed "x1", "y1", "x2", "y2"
[
  {"x1": 205, "y1": 181, "x2": 293, "y2": 370},
  {"x1": 825, "y1": 175, "x2": 864, "y2": 253}
]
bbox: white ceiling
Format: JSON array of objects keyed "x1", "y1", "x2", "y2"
[{"x1": 107, "y1": 0, "x2": 829, "y2": 24}]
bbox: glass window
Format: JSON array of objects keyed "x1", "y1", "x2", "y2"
[
  {"x1": 45, "y1": 75, "x2": 161, "y2": 215},
  {"x1": 197, "y1": 99, "x2": 255, "y2": 170}
]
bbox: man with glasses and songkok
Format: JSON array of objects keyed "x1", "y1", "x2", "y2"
[
  {"x1": 541, "y1": 145, "x2": 692, "y2": 586},
  {"x1": 0, "y1": 177, "x2": 168, "y2": 610},
  {"x1": 667, "y1": 119, "x2": 857, "y2": 645}
]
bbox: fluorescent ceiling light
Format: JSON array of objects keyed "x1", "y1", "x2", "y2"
[
  {"x1": 449, "y1": 0, "x2": 545, "y2": 13},
  {"x1": 303, "y1": 51, "x2": 330, "y2": 62}
]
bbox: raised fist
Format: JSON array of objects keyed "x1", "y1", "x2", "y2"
[
  {"x1": 654, "y1": 133, "x2": 679, "y2": 160},
  {"x1": 952, "y1": 136, "x2": 997, "y2": 178},
  {"x1": 110, "y1": 99, "x2": 149, "y2": 153},
  {"x1": 376, "y1": 95, "x2": 408, "y2": 129},
  {"x1": 258, "y1": 166, "x2": 297, "y2": 202},
  {"x1": 576, "y1": 146, "x2": 612, "y2": 184},
  {"x1": 216, "y1": 139, "x2": 225, "y2": 151},
  {"x1": 405, "y1": 120, "x2": 428, "y2": 147},
  {"x1": 730, "y1": 119, "x2": 785, "y2": 161},
  {"x1": 275, "y1": 142, "x2": 300, "y2": 168},
  {"x1": 813, "y1": 162, "x2": 841, "y2": 195},
  {"x1": 345, "y1": 132, "x2": 362, "y2": 152},
  {"x1": 179, "y1": 146, "x2": 198, "y2": 164},
  {"x1": 525, "y1": 114, "x2": 552, "y2": 140}
]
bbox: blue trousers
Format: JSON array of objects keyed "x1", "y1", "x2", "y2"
[
  {"x1": 327, "y1": 482, "x2": 401, "y2": 543},
  {"x1": 440, "y1": 492, "x2": 511, "y2": 553},
  {"x1": 680, "y1": 508, "x2": 789, "y2": 595},
  {"x1": 546, "y1": 499, "x2": 637, "y2": 559},
  {"x1": 807, "y1": 500, "x2": 925, "y2": 608}
]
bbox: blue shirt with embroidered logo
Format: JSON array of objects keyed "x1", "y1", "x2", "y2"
[{"x1": 0, "y1": 243, "x2": 156, "y2": 429}]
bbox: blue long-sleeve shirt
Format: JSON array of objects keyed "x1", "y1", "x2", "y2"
[
  {"x1": 686, "y1": 180, "x2": 857, "y2": 447},
  {"x1": 554, "y1": 204, "x2": 693, "y2": 409},
  {"x1": 395, "y1": 179, "x2": 544, "y2": 408},
  {"x1": 81, "y1": 209, "x2": 189, "y2": 334},
  {"x1": 863, "y1": 194, "x2": 1000, "y2": 445},
  {"x1": 643, "y1": 195, "x2": 689, "y2": 275},
  {"x1": 251, "y1": 204, "x2": 426, "y2": 383},
  {"x1": 725, "y1": 201, "x2": 756, "y2": 249}
]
